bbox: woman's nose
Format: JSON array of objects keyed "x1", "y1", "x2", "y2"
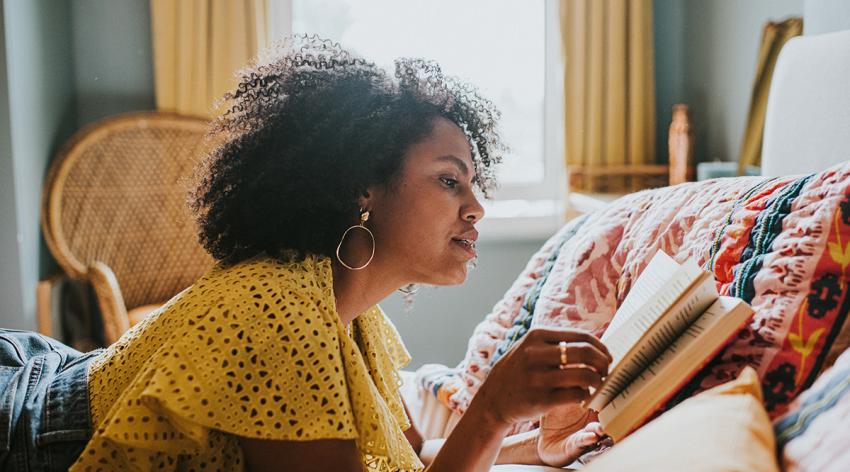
[{"x1": 462, "y1": 193, "x2": 485, "y2": 223}]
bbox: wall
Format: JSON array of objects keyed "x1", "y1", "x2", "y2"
[
  {"x1": 653, "y1": 0, "x2": 804, "y2": 164},
  {"x1": 382, "y1": 239, "x2": 545, "y2": 368},
  {"x1": 804, "y1": 0, "x2": 850, "y2": 35},
  {"x1": 0, "y1": 2, "x2": 22, "y2": 328},
  {"x1": 653, "y1": 0, "x2": 850, "y2": 166},
  {"x1": 0, "y1": 0, "x2": 75, "y2": 329},
  {"x1": 72, "y1": 0, "x2": 154, "y2": 126},
  {"x1": 0, "y1": 0, "x2": 155, "y2": 330},
  {"x1": 653, "y1": 0, "x2": 685, "y2": 165}
]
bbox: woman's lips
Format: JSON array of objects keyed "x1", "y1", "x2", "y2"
[{"x1": 451, "y1": 238, "x2": 477, "y2": 258}]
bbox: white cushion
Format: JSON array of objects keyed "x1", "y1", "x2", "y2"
[{"x1": 761, "y1": 29, "x2": 850, "y2": 176}]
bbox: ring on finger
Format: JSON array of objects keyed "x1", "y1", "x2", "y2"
[{"x1": 558, "y1": 341, "x2": 568, "y2": 370}]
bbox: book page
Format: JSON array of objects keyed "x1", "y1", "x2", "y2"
[
  {"x1": 588, "y1": 274, "x2": 718, "y2": 411},
  {"x1": 602, "y1": 250, "x2": 681, "y2": 340},
  {"x1": 601, "y1": 257, "x2": 704, "y2": 365},
  {"x1": 598, "y1": 296, "x2": 753, "y2": 440}
]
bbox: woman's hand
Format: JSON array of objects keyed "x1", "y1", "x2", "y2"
[
  {"x1": 427, "y1": 328, "x2": 610, "y2": 472},
  {"x1": 538, "y1": 405, "x2": 605, "y2": 467},
  {"x1": 473, "y1": 327, "x2": 612, "y2": 428}
]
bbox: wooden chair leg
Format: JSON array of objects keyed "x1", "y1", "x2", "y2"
[
  {"x1": 36, "y1": 273, "x2": 67, "y2": 338},
  {"x1": 87, "y1": 261, "x2": 130, "y2": 345}
]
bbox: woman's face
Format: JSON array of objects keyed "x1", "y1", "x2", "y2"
[{"x1": 367, "y1": 117, "x2": 485, "y2": 286}]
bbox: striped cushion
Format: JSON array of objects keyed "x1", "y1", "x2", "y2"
[{"x1": 774, "y1": 347, "x2": 850, "y2": 471}]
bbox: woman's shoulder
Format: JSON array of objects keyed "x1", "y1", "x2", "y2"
[
  {"x1": 118, "y1": 253, "x2": 338, "y2": 351},
  {"x1": 192, "y1": 253, "x2": 335, "y2": 305}
]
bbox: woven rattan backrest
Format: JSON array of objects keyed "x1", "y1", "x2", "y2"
[{"x1": 42, "y1": 112, "x2": 214, "y2": 310}]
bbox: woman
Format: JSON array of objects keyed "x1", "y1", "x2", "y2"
[{"x1": 1, "y1": 37, "x2": 610, "y2": 472}]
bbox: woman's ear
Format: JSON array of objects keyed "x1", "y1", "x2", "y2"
[{"x1": 357, "y1": 190, "x2": 372, "y2": 211}]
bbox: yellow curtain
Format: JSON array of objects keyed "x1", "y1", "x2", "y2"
[
  {"x1": 737, "y1": 18, "x2": 803, "y2": 174},
  {"x1": 561, "y1": 0, "x2": 657, "y2": 193},
  {"x1": 150, "y1": 0, "x2": 269, "y2": 118}
]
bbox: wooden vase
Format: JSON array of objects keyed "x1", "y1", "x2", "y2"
[{"x1": 668, "y1": 104, "x2": 695, "y2": 185}]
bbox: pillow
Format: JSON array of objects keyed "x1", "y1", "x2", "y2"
[
  {"x1": 774, "y1": 347, "x2": 850, "y2": 471},
  {"x1": 583, "y1": 367, "x2": 779, "y2": 472},
  {"x1": 418, "y1": 160, "x2": 850, "y2": 433}
]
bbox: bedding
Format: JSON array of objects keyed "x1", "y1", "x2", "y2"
[{"x1": 417, "y1": 160, "x2": 850, "y2": 434}]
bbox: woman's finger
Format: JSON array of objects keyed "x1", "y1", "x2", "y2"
[
  {"x1": 548, "y1": 387, "x2": 591, "y2": 406},
  {"x1": 584, "y1": 422, "x2": 604, "y2": 436},
  {"x1": 551, "y1": 365, "x2": 604, "y2": 390},
  {"x1": 528, "y1": 328, "x2": 612, "y2": 362},
  {"x1": 569, "y1": 430, "x2": 603, "y2": 449},
  {"x1": 526, "y1": 343, "x2": 610, "y2": 375}
]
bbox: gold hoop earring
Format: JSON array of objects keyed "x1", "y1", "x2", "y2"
[{"x1": 336, "y1": 209, "x2": 375, "y2": 270}]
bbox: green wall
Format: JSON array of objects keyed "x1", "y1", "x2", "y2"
[
  {"x1": 653, "y1": 0, "x2": 804, "y2": 165},
  {"x1": 0, "y1": 0, "x2": 153, "y2": 329},
  {"x1": 805, "y1": 0, "x2": 850, "y2": 35},
  {"x1": 72, "y1": 0, "x2": 153, "y2": 126},
  {"x1": 0, "y1": 1, "x2": 22, "y2": 327},
  {"x1": 0, "y1": 0, "x2": 75, "y2": 329}
]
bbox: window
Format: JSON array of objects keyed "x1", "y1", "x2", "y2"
[{"x1": 271, "y1": 0, "x2": 565, "y2": 240}]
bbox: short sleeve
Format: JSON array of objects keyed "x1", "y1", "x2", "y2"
[
  {"x1": 141, "y1": 277, "x2": 358, "y2": 442},
  {"x1": 72, "y1": 262, "x2": 360, "y2": 471},
  {"x1": 71, "y1": 257, "x2": 423, "y2": 472}
]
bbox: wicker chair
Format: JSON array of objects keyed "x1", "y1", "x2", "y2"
[{"x1": 40, "y1": 112, "x2": 214, "y2": 345}]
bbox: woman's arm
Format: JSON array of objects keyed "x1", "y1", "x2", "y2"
[
  {"x1": 420, "y1": 429, "x2": 541, "y2": 466},
  {"x1": 239, "y1": 437, "x2": 364, "y2": 472},
  {"x1": 401, "y1": 385, "x2": 540, "y2": 466},
  {"x1": 425, "y1": 328, "x2": 611, "y2": 472},
  {"x1": 400, "y1": 394, "x2": 425, "y2": 456},
  {"x1": 237, "y1": 410, "x2": 534, "y2": 472},
  {"x1": 424, "y1": 390, "x2": 513, "y2": 471}
]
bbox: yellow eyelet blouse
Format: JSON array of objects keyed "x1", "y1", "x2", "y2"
[{"x1": 70, "y1": 255, "x2": 423, "y2": 472}]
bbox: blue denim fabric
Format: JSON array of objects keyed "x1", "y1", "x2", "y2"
[{"x1": 0, "y1": 329, "x2": 101, "y2": 472}]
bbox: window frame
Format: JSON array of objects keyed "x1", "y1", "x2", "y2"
[{"x1": 269, "y1": 0, "x2": 566, "y2": 241}]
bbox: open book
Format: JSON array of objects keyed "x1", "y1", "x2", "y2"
[{"x1": 586, "y1": 250, "x2": 753, "y2": 441}]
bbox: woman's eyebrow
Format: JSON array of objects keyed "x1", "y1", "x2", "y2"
[{"x1": 436, "y1": 155, "x2": 470, "y2": 177}]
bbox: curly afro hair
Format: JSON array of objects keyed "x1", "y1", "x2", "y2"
[{"x1": 189, "y1": 35, "x2": 506, "y2": 266}]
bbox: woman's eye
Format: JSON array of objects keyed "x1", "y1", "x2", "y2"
[{"x1": 440, "y1": 177, "x2": 458, "y2": 188}]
